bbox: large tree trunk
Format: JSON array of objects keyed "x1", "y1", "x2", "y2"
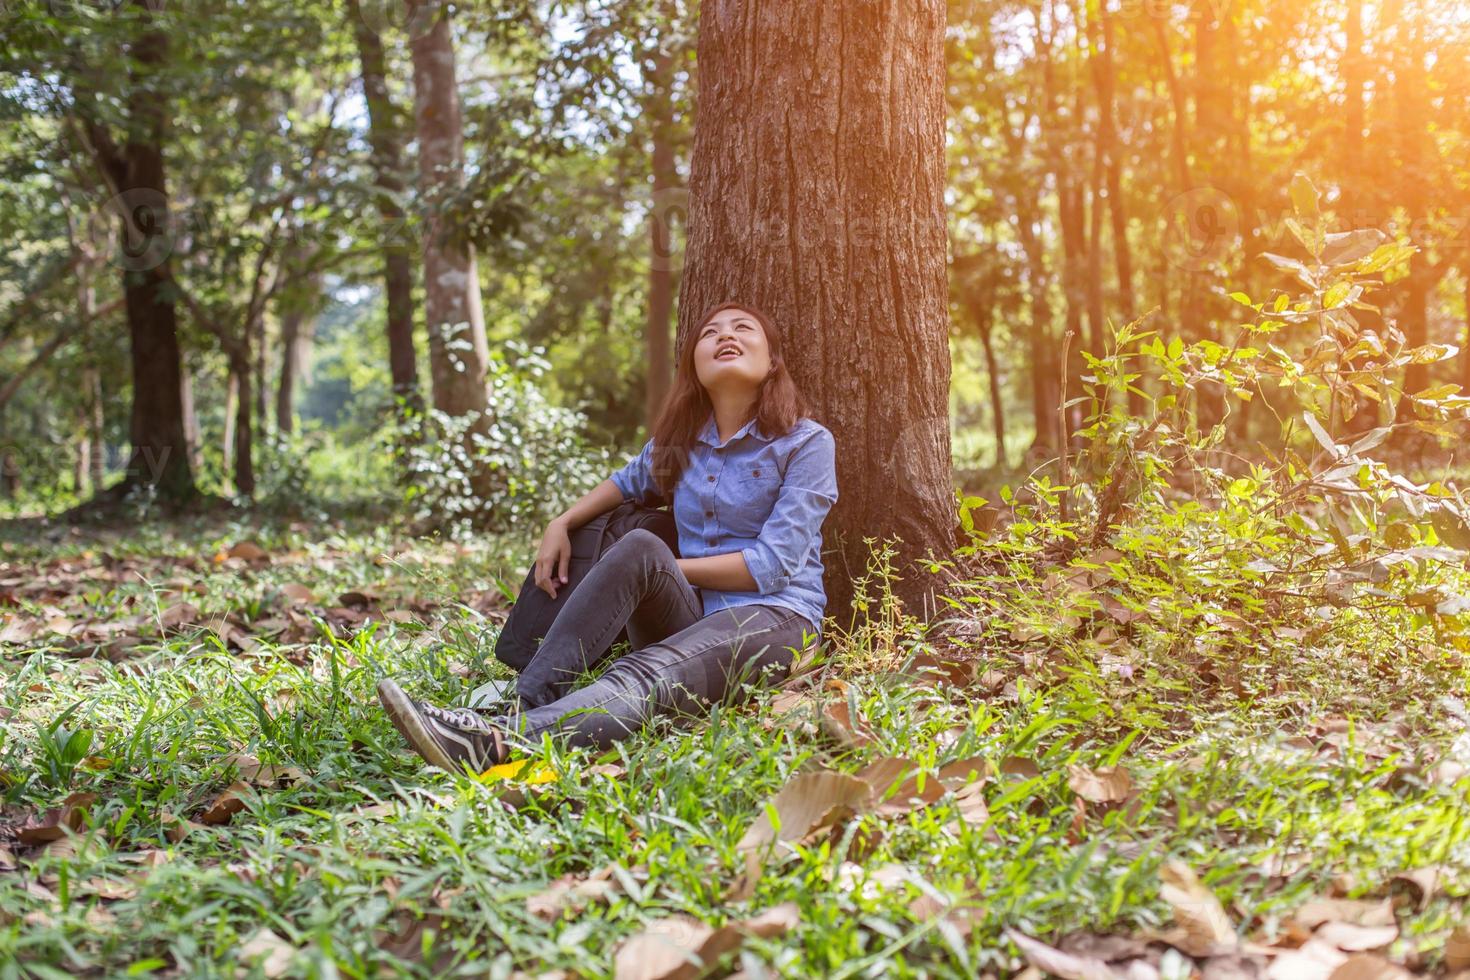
[
  {"x1": 680, "y1": 0, "x2": 954, "y2": 622},
  {"x1": 409, "y1": 0, "x2": 489, "y2": 419},
  {"x1": 107, "y1": 3, "x2": 195, "y2": 502},
  {"x1": 349, "y1": 0, "x2": 421, "y2": 419},
  {"x1": 644, "y1": 40, "x2": 677, "y2": 432}
]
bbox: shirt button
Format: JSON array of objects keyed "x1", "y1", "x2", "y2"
[
  {"x1": 753, "y1": 469, "x2": 761, "y2": 477},
  {"x1": 704, "y1": 510, "x2": 713, "y2": 518},
  {"x1": 707, "y1": 538, "x2": 716, "y2": 547},
  {"x1": 707, "y1": 475, "x2": 715, "y2": 482}
]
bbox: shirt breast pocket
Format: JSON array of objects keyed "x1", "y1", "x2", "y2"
[{"x1": 728, "y1": 463, "x2": 782, "y2": 527}]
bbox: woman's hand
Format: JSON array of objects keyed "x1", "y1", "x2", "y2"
[{"x1": 534, "y1": 518, "x2": 573, "y2": 599}]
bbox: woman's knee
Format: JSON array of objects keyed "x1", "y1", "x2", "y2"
[{"x1": 601, "y1": 527, "x2": 669, "y2": 569}]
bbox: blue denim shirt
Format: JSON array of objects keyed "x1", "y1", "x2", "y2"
[{"x1": 609, "y1": 413, "x2": 839, "y2": 636}]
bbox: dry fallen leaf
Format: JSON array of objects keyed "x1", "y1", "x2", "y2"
[
  {"x1": 226, "y1": 541, "x2": 270, "y2": 562},
  {"x1": 613, "y1": 905, "x2": 800, "y2": 980},
  {"x1": 1314, "y1": 921, "x2": 1397, "y2": 953},
  {"x1": 736, "y1": 770, "x2": 872, "y2": 856},
  {"x1": 17, "y1": 791, "x2": 97, "y2": 845},
  {"x1": 1067, "y1": 764, "x2": 1134, "y2": 803},
  {"x1": 729, "y1": 769, "x2": 872, "y2": 900},
  {"x1": 1388, "y1": 866, "x2": 1441, "y2": 911},
  {"x1": 1006, "y1": 928, "x2": 1121, "y2": 980},
  {"x1": 161, "y1": 811, "x2": 206, "y2": 843},
  {"x1": 856, "y1": 758, "x2": 943, "y2": 816},
  {"x1": 820, "y1": 700, "x2": 877, "y2": 749},
  {"x1": 220, "y1": 752, "x2": 307, "y2": 789},
  {"x1": 1326, "y1": 954, "x2": 1412, "y2": 980},
  {"x1": 1445, "y1": 924, "x2": 1470, "y2": 972},
  {"x1": 1268, "y1": 938, "x2": 1348, "y2": 980},
  {"x1": 1160, "y1": 859, "x2": 1237, "y2": 955},
  {"x1": 237, "y1": 928, "x2": 296, "y2": 977},
  {"x1": 158, "y1": 601, "x2": 200, "y2": 629},
  {"x1": 1290, "y1": 898, "x2": 1395, "y2": 931},
  {"x1": 199, "y1": 782, "x2": 253, "y2": 825},
  {"x1": 938, "y1": 756, "x2": 993, "y2": 787},
  {"x1": 613, "y1": 915, "x2": 713, "y2": 980},
  {"x1": 277, "y1": 582, "x2": 315, "y2": 605},
  {"x1": 527, "y1": 866, "x2": 619, "y2": 921},
  {"x1": 999, "y1": 756, "x2": 1041, "y2": 780},
  {"x1": 951, "y1": 781, "x2": 990, "y2": 828}
]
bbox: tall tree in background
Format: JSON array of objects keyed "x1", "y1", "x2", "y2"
[
  {"x1": 680, "y1": 0, "x2": 955, "y2": 618},
  {"x1": 348, "y1": 0, "x2": 421, "y2": 421},
  {"x1": 409, "y1": 0, "x2": 489, "y2": 420},
  {"x1": 643, "y1": 7, "x2": 679, "y2": 432},
  {"x1": 76, "y1": 0, "x2": 196, "y2": 502}
]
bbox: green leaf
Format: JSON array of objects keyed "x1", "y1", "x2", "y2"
[
  {"x1": 1260, "y1": 252, "x2": 1316, "y2": 287},
  {"x1": 1301, "y1": 411, "x2": 1340, "y2": 456},
  {"x1": 1290, "y1": 173, "x2": 1320, "y2": 220},
  {"x1": 1285, "y1": 218, "x2": 1325, "y2": 260},
  {"x1": 1321, "y1": 228, "x2": 1387, "y2": 267}
]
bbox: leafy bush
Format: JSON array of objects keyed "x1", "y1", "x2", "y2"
[
  {"x1": 939, "y1": 175, "x2": 1470, "y2": 713},
  {"x1": 399, "y1": 341, "x2": 611, "y2": 537}
]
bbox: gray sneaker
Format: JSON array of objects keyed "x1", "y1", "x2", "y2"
[{"x1": 377, "y1": 678, "x2": 509, "y2": 773}]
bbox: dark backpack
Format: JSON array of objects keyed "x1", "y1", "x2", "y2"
[{"x1": 492, "y1": 501, "x2": 680, "y2": 674}]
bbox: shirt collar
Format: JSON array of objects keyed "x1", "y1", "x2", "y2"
[{"x1": 696, "y1": 411, "x2": 769, "y2": 448}]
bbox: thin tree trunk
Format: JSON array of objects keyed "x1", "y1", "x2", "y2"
[
  {"x1": 232, "y1": 350, "x2": 254, "y2": 496},
  {"x1": 1086, "y1": 144, "x2": 1106, "y2": 358},
  {"x1": 645, "y1": 40, "x2": 677, "y2": 431},
  {"x1": 252, "y1": 311, "x2": 268, "y2": 439},
  {"x1": 1462, "y1": 271, "x2": 1470, "y2": 395},
  {"x1": 1097, "y1": 4, "x2": 1133, "y2": 325},
  {"x1": 179, "y1": 355, "x2": 201, "y2": 473},
  {"x1": 85, "y1": 366, "x2": 104, "y2": 492},
  {"x1": 348, "y1": 0, "x2": 421, "y2": 418},
  {"x1": 222, "y1": 368, "x2": 238, "y2": 482},
  {"x1": 276, "y1": 296, "x2": 316, "y2": 436},
  {"x1": 1388, "y1": 0, "x2": 1438, "y2": 404},
  {"x1": 409, "y1": 0, "x2": 489, "y2": 420},
  {"x1": 681, "y1": 0, "x2": 954, "y2": 620},
  {"x1": 962, "y1": 287, "x2": 1007, "y2": 467},
  {"x1": 1015, "y1": 200, "x2": 1059, "y2": 454}
]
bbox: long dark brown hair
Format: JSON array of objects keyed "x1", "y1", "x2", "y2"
[{"x1": 648, "y1": 302, "x2": 811, "y2": 497}]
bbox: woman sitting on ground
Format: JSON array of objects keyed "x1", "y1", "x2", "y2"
[{"x1": 376, "y1": 302, "x2": 840, "y2": 771}]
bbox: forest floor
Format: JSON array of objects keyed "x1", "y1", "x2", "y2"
[{"x1": 1, "y1": 512, "x2": 1468, "y2": 979}]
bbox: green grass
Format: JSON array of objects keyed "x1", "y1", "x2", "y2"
[{"x1": 2, "y1": 514, "x2": 1468, "y2": 977}]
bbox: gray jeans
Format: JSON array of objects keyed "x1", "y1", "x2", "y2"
[{"x1": 506, "y1": 528, "x2": 816, "y2": 750}]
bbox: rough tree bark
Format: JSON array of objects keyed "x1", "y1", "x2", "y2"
[
  {"x1": 79, "y1": 0, "x2": 196, "y2": 502},
  {"x1": 680, "y1": 0, "x2": 955, "y2": 622},
  {"x1": 349, "y1": 0, "x2": 421, "y2": 419},
  {"x1": 409, "y1": 0, "x2": 489, "y2": 420}
]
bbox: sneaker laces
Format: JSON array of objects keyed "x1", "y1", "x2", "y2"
[{"x1": 419, "y1": 701, "x2": 499, "y2": 734}]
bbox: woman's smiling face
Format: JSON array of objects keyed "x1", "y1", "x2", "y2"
[{"x1": 693, "y1": 306, "x2": 773, "y2": 393}]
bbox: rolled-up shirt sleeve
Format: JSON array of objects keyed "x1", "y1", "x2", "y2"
[
  {"x1": 609, "y1": 437, "x2": 665, "y2": 506},
  {"x1": 741, "y1": 428, "x2": 838, "y2": 595}
]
